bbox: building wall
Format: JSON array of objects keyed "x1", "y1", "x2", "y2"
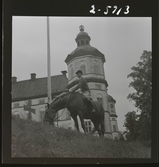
[
  {"x1": 67, "y1": 55, "x2": 105, "y2": 84},
  {"x1": 12, "y1": 96, "x2": 72, "y2": 124},
  {"x1": 12, "y1": 97, "x2": 48, "y2": 122},
  {"x1": 54, "y1": 118, "x2": 75, "y2": 130}
]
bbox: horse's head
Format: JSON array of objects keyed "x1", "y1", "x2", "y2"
[
  {"x1": 43, "y1": 103, "x2": 56, "y2": 123},
  {"x1": 43, "y1": 92, "x2": 71, "y2": 123}
]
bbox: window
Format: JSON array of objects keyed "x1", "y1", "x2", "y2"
[
  {"x1": 81, "y1": 40, "x2": 84, "y2": 45},
  {"x1": 13, "y1": 103, "x2": 19, "y2": 108},
  {"x1": 25, "y1": 99, "x2": 32, "y2": 106},
  {"x1": 80, "y1": 60, "x2": 86, "y2": 74},
  {"x1": 110, "y1": 104, "x2": 114, "y2": 108},
  {"x1": 84, "y1": 120, "x2": 92, "y2": 133},
  {"x1": 94, "y1": 61, "x2": 100, "y2": 74},
  {"x1": 39, "y1": 99, "x2": 45, "y2": 104},
  {"x1": 80, "y1": 64, "x2": 86, "y2": 74},
  {"x1": 97, "y1": 98, "x2": 103, "y2": 105},
  {"x1": 97, "y1": 94, "x2": 103, "y2": 106},
  {"x1": 113, "y1": 125, "x2": 116, "y2": 132},
  {"x1": 112, "y1": 118, "x2": 116, "y2": 121},
  {"x1": 86, "y1": 40, "x2": 89, "y2": 45},
  {"x1": 70, "y1": 65, "x2": 73, "y2": 79},
  {"x1": 78, "y1": 42, "x2": 80, "y2": 46}
]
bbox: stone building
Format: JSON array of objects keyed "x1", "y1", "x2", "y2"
[
  {"x1": 11, "y1": 73, "x2": 74, "y2": 129},
  {"x1": 12, "y1": 25, "x2": 119, "y2": 139}
]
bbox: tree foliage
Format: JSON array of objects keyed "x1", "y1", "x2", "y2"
[
  {"x1": 124, "y1": 51, "x2": 152, "y2": 141},
  {"x1": 124, "y1": 111, "x2": 139, "y2": 140}
]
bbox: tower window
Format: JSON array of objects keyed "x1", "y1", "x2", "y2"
[
  {"x1": 97, "y1": 98, "x2": 103, "y2": 105},
  {"x1": 86, "y1": 40, "x2": 89, "y2": 45},
  {"x1": 77, "y1": 42, "x2": 80, "y2": 46},
  {"x1": 94, "y1": 61, "x2": 100, "y2": 74},
  {"x1": 70, "y1": 65, "x2": 73, "y2": 79},
  {"x1": 80, "y1": 61, "x2": 86, "y2": 74},
  {"x1": 81, "y1": 40, "x2": 84, "y2": 45},
  {"x1": 97, "y1": 94, "x2": 103, "y2": 106},
  {"x1": 80, "y1": 64, "x2": 86, "y2": 74}
]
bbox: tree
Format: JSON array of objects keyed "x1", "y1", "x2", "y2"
[
  {"x1": 125, "y1": 50, "x2": 152, "y2": 141},
  {"x1": 124, "y1": 111, "x2": 139, "y2": 140}
]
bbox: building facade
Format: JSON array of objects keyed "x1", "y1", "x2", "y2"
[
  {"x1": 12, "y1": 25, "x2": 119, "y2": 139},
  {"x1": 11, "y1": 73, "x2": 73, "y2": 127}
]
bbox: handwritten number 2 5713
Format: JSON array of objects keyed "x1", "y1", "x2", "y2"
[
  {"x1": 90, "y1": 5, "x2": 130, "y2": 15},
  {"x1": 90, "y1": 5, "x2": 96, "y2": 14}
]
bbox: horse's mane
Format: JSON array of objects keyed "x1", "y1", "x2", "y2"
[
  {"x1": 47, "y1": 92, "x2": 85, "y2": 109},
  {"x1": 50, "y1": 91, "x2": 70, "y2": 104}
]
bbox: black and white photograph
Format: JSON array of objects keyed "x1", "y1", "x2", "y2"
[
  {"x1": 11, "y1": 16, "x2": 151, "y2": 158},
  {"x1": 2, "y1": 0, "x2": 158, "y2": 164}
]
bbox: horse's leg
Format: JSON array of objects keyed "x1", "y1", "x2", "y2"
[
  {"x1": 78, "y1": 111, "x2": 86, "y2": 134},
  {"x1": 97, "y1": 121, "x2": 102, "y2": 137},
  {"x1": 91, "y1": 119, "x2": 101, "y2": 136},
  {"x1": 93, "y1": 120, "x2": 102, "y2": 137},
  {"x1": 100, "y1": 118, "x2": 105, "y2": 137},
  {"x1": 90, "y1": 119, "x2": 97, "y2": 134},
  {"x1": 101, "y1": 121, "x2": 104, "y2": 137},
  {"x1": 72, "y1": 115, "x2": 79, "y2": 132},
  {"x1": 90, "y1": 127, "x2": 96, "y2": 134}
]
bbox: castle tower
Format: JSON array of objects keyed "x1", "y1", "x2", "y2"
[{"x1": 65, "y1": 25, "x2": 118, "y2": 139}]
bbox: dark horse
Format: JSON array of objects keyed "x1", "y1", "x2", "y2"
[{"x1": 44, "y1": 92, "x2": 105, "y2": 136}]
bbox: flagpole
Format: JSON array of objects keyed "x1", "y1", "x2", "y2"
[{"x1": 47, "y1": 16, "x2": 52, "y2": 104}]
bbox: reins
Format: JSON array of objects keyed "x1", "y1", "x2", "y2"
[{"x1": 53, "y1": 92, "x2": 71, "y2": 121}]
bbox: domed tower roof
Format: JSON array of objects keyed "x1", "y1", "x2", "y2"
[
  {"x1": 75, "y1": 25, "x2": 91, "y2": 42},
  {"x1": 65, "y1": 25, "x2": 106, "y2": 64},
  {"x1": 76, "y1": 31, "x2": 89, "y2": 37}
]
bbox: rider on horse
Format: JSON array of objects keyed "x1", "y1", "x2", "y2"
[{"x1": 69, "y1": 70, "x2": 95, "y2": 113}]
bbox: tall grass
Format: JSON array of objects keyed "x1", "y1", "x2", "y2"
[{"x1": 12, "y1": 117, "x2": 151, "y2": 158}]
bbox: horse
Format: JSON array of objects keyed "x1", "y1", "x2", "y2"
[{"x1": 43, "y1": 92, "x2": 105, "y2": 137}]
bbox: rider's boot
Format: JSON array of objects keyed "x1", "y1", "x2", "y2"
[{"x1": 89, "y1": 100, "x2": 95, "y2": 113}]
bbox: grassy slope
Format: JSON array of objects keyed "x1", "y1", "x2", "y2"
[{"x1": 12, "y1": 118, "x2": 151, "y2": 158}]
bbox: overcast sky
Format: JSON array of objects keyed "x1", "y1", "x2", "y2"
[{"x1": 12, "y1": 17, "x2": 151, "y2": 131}]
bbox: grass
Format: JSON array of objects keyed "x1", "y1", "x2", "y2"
[{"x1": 12, "y1": 117, "x2": 151, "y2": 158}]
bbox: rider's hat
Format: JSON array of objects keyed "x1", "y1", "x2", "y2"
[{"x1": 75, "y1": 70, "x2": 83, "y2": 74}]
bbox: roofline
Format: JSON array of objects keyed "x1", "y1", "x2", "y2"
[
  {"x1": 12, "y1": 74, "x2": 67, "y2": 83},
  {"x1": 12, "y1": 91, "x2": 67, "y2": 102},
  {"x1": 108, "y1": 95, "x2": 116, "y2": 103},
  {"x1": 65, "y1": 49, "x2": 106, "y2": 64}
]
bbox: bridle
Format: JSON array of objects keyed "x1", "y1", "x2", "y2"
[{"x1": 51, "y1": 92, "x2": 72, "y2": 121}]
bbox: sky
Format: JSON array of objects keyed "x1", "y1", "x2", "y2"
[{"x1": 12, "y1": 17, "x2": 151, "y2": 132}]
